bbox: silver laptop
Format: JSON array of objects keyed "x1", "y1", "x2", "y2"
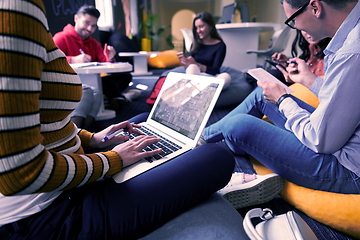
[{"x1": 112, "y1": 72, "x2": 224, "y2": 183}]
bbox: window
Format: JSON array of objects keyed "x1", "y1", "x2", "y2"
[{"x1": 95, "y1": 0, "x2": 114, "y2": 31}]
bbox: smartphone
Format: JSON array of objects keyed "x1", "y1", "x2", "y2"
[
  {"x1": 177, "y1": 52, "x2": 184, "y2": 59},
  {"x1": 177, "y1": 51, "x2": 189, "y2": 59},
  {"x1": 265, "y1": 60, "x2": 287, "y2": 72}
]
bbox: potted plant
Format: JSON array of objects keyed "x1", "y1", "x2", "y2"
[{"x1": 140, "y1": 13, "x2": 174, "y2": 51}]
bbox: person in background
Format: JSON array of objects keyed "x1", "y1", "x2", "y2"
[
  {"x1": 178, "y1": 11, "x2": 232, "y2": 89},
  {"x1": 70, "y1": 84, "x2": 102, "y2": 131},
  {"x1": 199, "y1": 0, "x2": 360, "y2": 209},
  {"x1": 0, "y1": 1, "x2": 237, "y2": 239},
  {"x1": 272, "y1": 30, "x2": 331, "y2": 82},
  {"x1": 53, "y1": 4, "x2": 140, "y2": 113},
  {"x1": 53, "y1": 4, "x2": 117, "y2": 64}
]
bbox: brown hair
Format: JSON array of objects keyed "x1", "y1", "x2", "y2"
[
  {"x1": 190, "y1": 11, "x2": 223, "y2": 54},
  {"x1": 76, "y1": 5, "x2": 100, "y2": 19}
]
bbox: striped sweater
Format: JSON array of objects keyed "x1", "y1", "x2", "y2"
[{"x1": 0, "y1": 0, "x2": 122, "y2": 225}]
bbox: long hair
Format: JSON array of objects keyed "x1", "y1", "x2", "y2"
[
  {"x1": 190, "y1": 11, "x2": 223, "y2": 54},
  {"x1": 291, "y1": 30, "x2": 331, "y2": 61}
]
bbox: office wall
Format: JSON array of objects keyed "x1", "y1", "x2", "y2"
[
  {"x1": 44, "y1": 0, "x2": 294, "y2": 57},
  {"x1": 151, "y1": 0, "x2": 217, "y2": 50},
  {"x1": 149, "y1": 0, "x2": 292, "y2": 51}
]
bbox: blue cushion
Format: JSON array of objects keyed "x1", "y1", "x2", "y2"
[{"x1": 140, "y1": 193, "x2": 248, "y2": 240}]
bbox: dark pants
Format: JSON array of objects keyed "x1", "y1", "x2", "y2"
[
  {"x1": 2, "y1": 114, "x2": 235, "y2": 240},
  {"x1": 102, "y1": 72, "x2": 132, "y2": 99}
]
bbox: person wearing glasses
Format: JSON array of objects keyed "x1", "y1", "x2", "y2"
[{"x1": 198, "y1": 0, "x2": 360, "y2": 208}]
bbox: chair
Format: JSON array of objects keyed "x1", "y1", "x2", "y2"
[
  {"x1": 246, "y1": 26, "x2": 292, "y2": 69},
  {"x1": 239, "y1": 2, "x2": 250, "y2": 22},
  {"x1": 180, "y1": 28, "x2": 194, "y2": 53}
]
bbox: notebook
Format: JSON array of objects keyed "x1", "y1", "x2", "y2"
[
  {"x1": 112, "y1": 72, "x2": 224, "y2": 183},
  {"x1": 248, "y1": 68, "x2": 294, "y2": 94},
  {"x1": 219, "y1": 3, "x2": 237, "y2": 24}
]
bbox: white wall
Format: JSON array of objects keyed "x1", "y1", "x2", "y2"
[{"x1": 150, "y1": 0, "x2": 295, "y2": 56}]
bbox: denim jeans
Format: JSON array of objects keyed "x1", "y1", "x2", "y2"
[{"x1": 203, "y1": 87, "x2": 360, "y2": 194}]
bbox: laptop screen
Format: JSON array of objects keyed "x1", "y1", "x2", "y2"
[
  {"x1": 219, "y1": 3, "x2": 237, "y2": 24},
  {"x1": 150, "y1": 78, "x2": 221, "y2": 140}
]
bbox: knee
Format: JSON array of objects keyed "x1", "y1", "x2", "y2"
[
  {"x1": 195, "y1": 143, "x2": 235, "y2": 172},
  {"x1": 93, "y1": 90, "x2": 103, "y2": 102},
  {"x1": 186, "y1": 64, "x2": 201, "y2": 75},
  {"x1": 81, "y1": 87, "x2": 95, "y2": 101},
  {"x1": 216, "y1": 73, "x2": 231, "y2": 89},
  {"x1": 223, "y1": 114, "x2": 258, "y2": 141},
  {"x1": 253, "y1": 87, "x2": 265, "y2": 100},
  {"x1": 129, "y1": 112, "x2": 149, "y2": 123}
]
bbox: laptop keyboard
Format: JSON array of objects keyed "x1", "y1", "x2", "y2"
[{"x1": 119, "y1": 126, "x2": 182, "y2": 162}]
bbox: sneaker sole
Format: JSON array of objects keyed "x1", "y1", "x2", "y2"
[{"x1": 222, "y1": 174, "x2": 284, "y2": 209}]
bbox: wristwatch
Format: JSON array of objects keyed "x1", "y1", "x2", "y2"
[{"x1": 276, "y1": 93, "x2": 291, "y2": 108}]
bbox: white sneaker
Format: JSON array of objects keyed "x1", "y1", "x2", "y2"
[
  {"x1": 122, "y1": 89, "x2": 142, "y2": 102},
  {"x1": 218, "y1": 172, "x2": 284, "y2": 209}
]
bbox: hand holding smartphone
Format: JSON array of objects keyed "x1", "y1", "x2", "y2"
[
  {"x1": 177, "y1": 52, "x2": 184, "y2": 59},
  {"x1": 265, "y1": 60, "x2": 287, "y2": 72}
]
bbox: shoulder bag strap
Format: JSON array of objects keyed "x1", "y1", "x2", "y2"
[{"x1": 243, "y1": 208, "x2": 274, "y2": 240}]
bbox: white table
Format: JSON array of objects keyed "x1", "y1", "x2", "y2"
[
  {"x1": 71, "y1": 62, "x2": 133, "y2": 121},
  {"x1": 118, "y1": 51, "x2": 160, "y2": 75},
  {"x1": 216, "y1": 22, "x2": 281, "y2": 71}
]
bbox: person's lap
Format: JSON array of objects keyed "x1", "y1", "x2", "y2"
[
  {"x1": 223, "y1": 114, "x2": 360, "y2": 194},
  {"x1": 6, "y1": 113, "x2": 235, "y2": 239},
  {"x1": 204, "y1": 87, "x2": 360, "y2": 194}
]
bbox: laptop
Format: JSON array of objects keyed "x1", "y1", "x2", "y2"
[
  {"x1": 112, "y1": 72, "x2": 224, "y2": 183},
  {"x1": 219, "y1": 3, "x2": 237, "y2": 24}
]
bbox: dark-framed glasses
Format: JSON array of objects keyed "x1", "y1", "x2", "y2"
[{"x1": 284, "y1": 0, "x2": 311, "y2": 29}]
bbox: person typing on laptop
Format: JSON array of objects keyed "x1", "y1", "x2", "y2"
[{"x1": 0, "y1": 1, "x2": 237, "y2": 239}]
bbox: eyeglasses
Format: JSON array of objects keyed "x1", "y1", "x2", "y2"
[{"x1": 284, "y1": 0, "x2": 311, "y2": 29}]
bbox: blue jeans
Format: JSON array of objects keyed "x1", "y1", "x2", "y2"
[
  {"x1": 70, "y1": 84, "x2": 102, "y2": 118},
  {"x1": 4, "y1": 113, "x2": 235, "y2": 240},
  {"x1": 203, "y1": 87, "x2": 360, "y2": 194}
]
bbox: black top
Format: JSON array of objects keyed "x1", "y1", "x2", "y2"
[{"x1": 192, "y1": 41, "x2": 226, "y2": 75}]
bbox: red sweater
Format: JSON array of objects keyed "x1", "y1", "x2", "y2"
[{"x1": 53, "y1": 24, "x2": 109, "y2": 63}]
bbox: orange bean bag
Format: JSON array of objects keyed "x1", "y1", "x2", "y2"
[
  {"x1": 255, "y1": 83, "x2": 359, "y2": 239},
  {"x1": 147, "y1": 50, "x2": 181, "y2": 69}
]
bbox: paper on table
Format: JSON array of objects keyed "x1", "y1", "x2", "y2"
[
  {"x1": 70, "y1": 62, "x2": 101, "y2": 68},
  {"x1": 248, "y1": 68, "x2": 294, "y2": 94},
  {"x1": 70, "y1": 62, "x2": 129, "y2": 69}
]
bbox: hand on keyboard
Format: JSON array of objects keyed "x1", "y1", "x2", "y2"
[
  {"x1": 119, "y1": 126, "x2": 182, "y2": 163},
  {"x1": 88, "y1": 121, "x2": 143, "y2": 149},
  {"x1": 112, "y1": 135, "x2": 163, "y2": 167}
]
